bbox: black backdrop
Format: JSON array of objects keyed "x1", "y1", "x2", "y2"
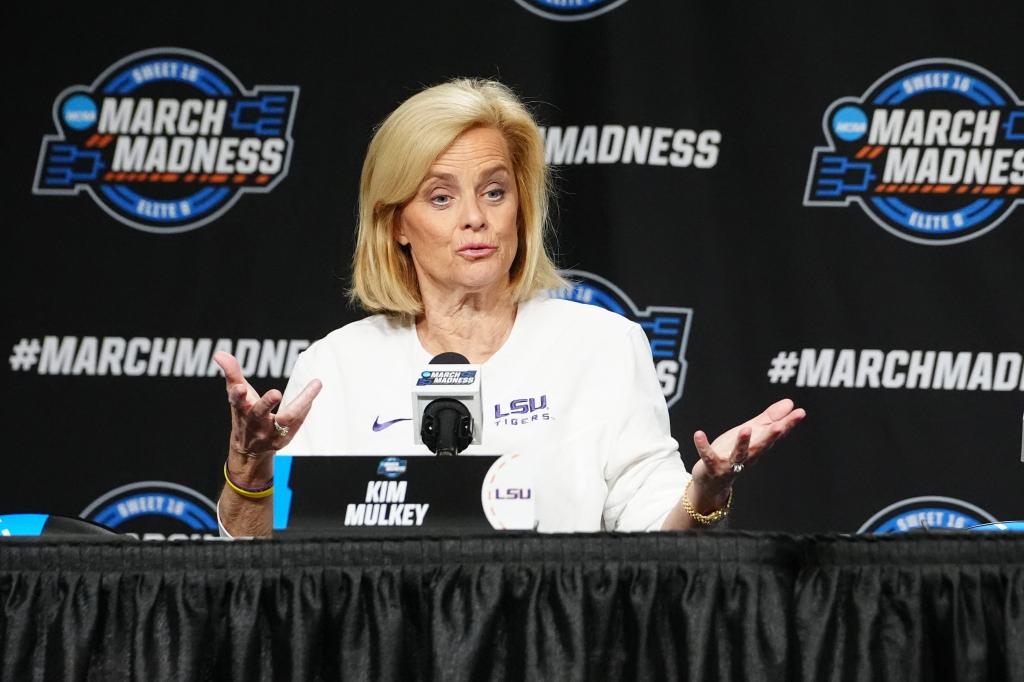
[{"x1": 4, "y1": 1, "x2": 1023, "y2": 536}]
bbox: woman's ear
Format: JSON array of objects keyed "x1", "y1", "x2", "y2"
[
  {"x1": 395, "y1": 222, "x2": 409, "y2": 246},
  {"x1": 389, "y1": 206, "x2": 410, "y2": 245}
]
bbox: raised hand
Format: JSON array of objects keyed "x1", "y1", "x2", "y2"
[
  {"x1": 213, "y1": 351, "x2": 321, "y2": 537},
  {"x1": 690, "y1": 398, "x2": 806, "y2": 503},
  {"x1": 213, "y1": 351, "x2": 322, "y2": 464}
]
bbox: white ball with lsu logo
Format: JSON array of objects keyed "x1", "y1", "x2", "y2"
[{"x1": 481, "y1": 453, "x2": 535, "y2": 530}]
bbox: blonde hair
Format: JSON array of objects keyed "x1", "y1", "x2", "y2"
[{"x1": 350, "y1": 78, "x2": 564, "y2": 316}]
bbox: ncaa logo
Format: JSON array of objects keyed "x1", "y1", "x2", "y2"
[
  {"x1": 34, "y1": 47, "x2": 298, "y2": 234},
  {"x1": 80, "y1": 480, "x2": 219, "y2": 539},
  {"x1": 857, "y1": 495, "x2": 998, "y2": 534},
  {"x1": 377, "y1": 457, "x2": 407, "y2": 479},
  {"x1": 805, "y1": 58, "x2": 1024, "y2": 244},
  {"x1": 549, "y1": 269, "x2": 692, "y2": 409},
  {"x1": 515, "y1": 0, "x2": 630, "y2": 22}
]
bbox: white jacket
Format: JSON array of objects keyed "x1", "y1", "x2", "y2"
[{"x1": 275, "y1": 297, "x2": 689, "y2": 532}]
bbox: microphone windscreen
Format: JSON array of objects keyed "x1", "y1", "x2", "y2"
[{"x1": 430, "y1": 352, "x2": 469, "y2": 364}]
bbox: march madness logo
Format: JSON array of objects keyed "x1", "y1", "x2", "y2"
[
  {"x1": 80, "y1": 480, "x2": 219, "y2": 540},
  {"x1": 34, "y1": 47, "x2": 298, "y2": 233},
  {"x1": 515, "y1": 0, "x2": 630, "y2": 21},
  {"x1": 550, "y1": 270, "x2": 692, "y2": 408},
  {"x1": 857, "y1": 495, "x2": 997, "y2": 534},
  {"x1": 805, "y1": 59, "x2": 1024, "y2": 244}
]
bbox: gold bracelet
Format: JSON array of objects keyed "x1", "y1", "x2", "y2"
[
  {"x1": 223, "y1": 462, "x2": 274, "y2": 500},
  {"x1": 681, "y1": 478, "x2": 732, "y2": 525}
]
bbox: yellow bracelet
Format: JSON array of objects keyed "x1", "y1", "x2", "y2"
[
  {"x1": 223, "y1": 462, "x2": 274, "y2": 500},
  {"x1": 681, "y1": 478, "x2": 732, "y2": 525}
]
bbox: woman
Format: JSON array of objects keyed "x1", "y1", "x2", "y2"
[{"x1": 214, "y1": 78, "x2": 805, "y2": 537}]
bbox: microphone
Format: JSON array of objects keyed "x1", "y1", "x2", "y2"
[{"x1": 412, "y1": 352, "x2": 482, "y2": 456}]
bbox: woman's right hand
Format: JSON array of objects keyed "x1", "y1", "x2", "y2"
[{"x1": 213, "y1": 351, "x2": 322, "y2": 484}]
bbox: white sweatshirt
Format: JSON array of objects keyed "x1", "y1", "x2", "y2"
[{"x1": 260, "y1": 296, "x2": 690, "y2": 533}]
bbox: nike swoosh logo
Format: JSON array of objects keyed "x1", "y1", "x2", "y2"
[{"x1": 373, "y1": 416, "x2": 412, "y2": 432}]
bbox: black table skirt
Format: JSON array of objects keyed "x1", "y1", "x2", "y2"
[{"x1": 1, "y1": 532, "x2": 1022, "y2": 681}]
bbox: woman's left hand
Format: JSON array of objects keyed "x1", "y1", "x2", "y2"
[{"x1": 688, "y1": 398, "x2": 806, "y2": 509}]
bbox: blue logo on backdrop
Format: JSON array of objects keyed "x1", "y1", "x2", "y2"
[
  {"x1": 515, "y1": 0, "x2": 630, "y2": 21},
  {"x1": 805, "y1": 58, "x2": 1024, "y2": 245},
  {"x1": 832, "y1": 106, "x2": 868, "y2": 142},
  {"x1": 377, "y1": 457, "x2": 407, "y2": 479},
  {"x1": 549, "y1": 269, "x2": 692, "y2": 409},
  {"x1": 80, "y1": 481, "x2": 218, "y2": 539},
  {"x1": 34, "y1": 47, "x2": 299, "y2": 234},
  {"x1": 857, "y1": 495, "x2": 998, "y2": 534},
  {"x1": 62, "y1": 95, "x2": 98, "y2": 131}
]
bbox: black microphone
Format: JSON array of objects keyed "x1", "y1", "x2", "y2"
[{"x1": 413, "y1": 353, "x2": 481, "y2": 456}]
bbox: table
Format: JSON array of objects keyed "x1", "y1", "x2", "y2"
[{"x1": 2, "y1": 532, "x2": 1022, "y2": 681}]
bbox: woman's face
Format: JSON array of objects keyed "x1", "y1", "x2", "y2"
[{"x1": 397, "y1": 126, "x2": 519, "y2": 302}]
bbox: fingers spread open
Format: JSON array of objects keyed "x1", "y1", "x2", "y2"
[
  {"x1": 765, "y1": 398, "x2": 796, "y2": 421},
  {"x1": 693, "y1": 429, "x2": 715, "y2": 459},
  {"x1": 752, "y1": 425, "x2": 782, "y2": 457},
  {"x1": 227, "y1": 383, "x2": 251, "y2": 409},
  {"x1": 250, "y1": 389, "x2": 283, "y2": 421},
  {"x1": 277, "y1": 379, "x2": 323, "y2": 424},
  {"x1": 213, "y1": 351, "x2": 246, "y2": 387},
  {"x1": 779, "y1": 408, "x2": 807, "y2": 434},
  {"x1": 733, "y1": 427, "x2": 752, "y2": 464}
]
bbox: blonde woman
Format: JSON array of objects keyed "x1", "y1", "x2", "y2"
[{"x1": 214, "y1": 79, "x2": 805, "y2": 537}]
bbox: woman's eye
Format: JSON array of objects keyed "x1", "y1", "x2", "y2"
[
  {"x1": 430, "y1": 194, "x2": 451, "y2": 207},
  {"x1": 485, "y1": 188, "x2": 505, "y2": 201}
]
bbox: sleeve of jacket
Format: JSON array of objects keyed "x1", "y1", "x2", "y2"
[{"x1": 601, "y1": 323, "x2": 690, "y2": 531}]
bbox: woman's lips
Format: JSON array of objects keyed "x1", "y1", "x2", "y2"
[{"x1": 457, "y1": 245, "x2": 497, "y2": 259}]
